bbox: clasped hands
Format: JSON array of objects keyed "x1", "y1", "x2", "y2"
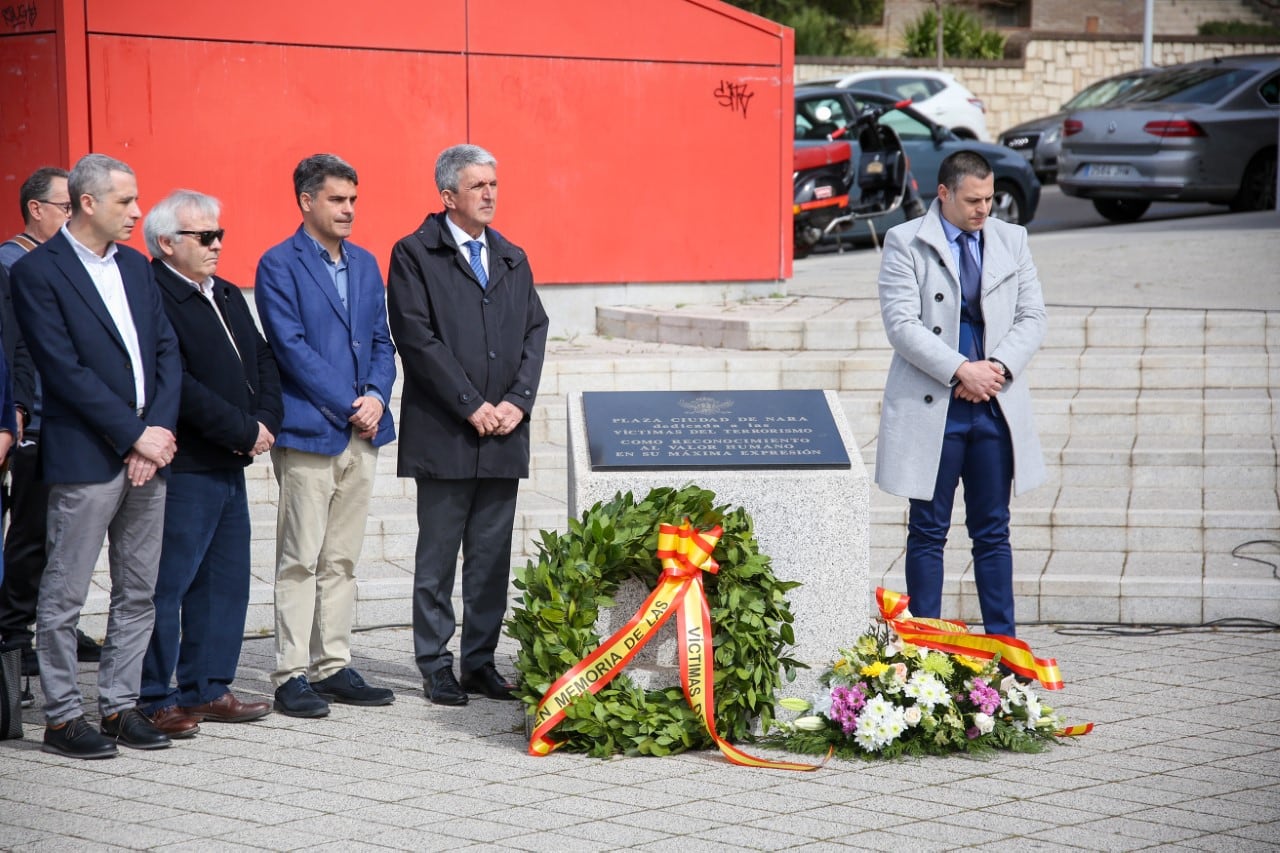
[
  {"x1": 953, "y1": 359, "x2": 1006, "y2": 403},
  {"x1": 467, "y1": 400, "x2": 523, "y2": 437},
  {"x1": 350, "y1": 395, "x2": 383, "y2": 441},
  {"x1": 126, "y1": 426, "x2": 177, "y2": 486}
]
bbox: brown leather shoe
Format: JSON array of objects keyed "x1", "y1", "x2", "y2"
[
  {"x1": 142, "y1": 706, "x2": 199, "y2": 739},
  {"x1": 181, "y1": 692, "x2": 271, "y2": 723}
]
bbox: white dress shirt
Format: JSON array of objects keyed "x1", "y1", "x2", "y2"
[{"x1": 63, "y1": 224, "x2": 147, "y2": 410}]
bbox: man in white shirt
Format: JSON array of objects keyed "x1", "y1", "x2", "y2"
[{"x1": 10, "y1": 154, "x2": 182, "y2": 759}]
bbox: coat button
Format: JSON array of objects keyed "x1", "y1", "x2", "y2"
[
  {"x1": 460, "y1": 393, "x2": 471, "y2": 403},
  {"x1": 523, "y1": 389, "x2": 532, "y2": 397},
  {"x1": 924, "y1": 394, "x2": 933, "y2": 403},
  {"x1": 934, "y1": 293, "x2": 944, "y2": 302},
  {"x1": 488, "y1": 351, "x2": 496, "y2": 359},
  {"x1": 932, "y1": 326, "x2": 942, "y2": 334},
  {"x1": 483, "y1": 297, "x2": 491, "y2": 305}
]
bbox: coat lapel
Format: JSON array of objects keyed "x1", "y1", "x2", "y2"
[
  {"x1": 291, "y1": 228, "x2": 351, "y2": 329},
  {"x1": 978, "y1": 223, "x2": 1016, "y2": 297},
  {"x1": 916, "y1": 202, "x2": 960, "y2": 291},
  {"x1": 47, "y1": 233, "x2": 129, "y2": 356}
]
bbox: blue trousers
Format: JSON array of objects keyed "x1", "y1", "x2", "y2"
[
  {"x1": 905, "y1": 396, "x2": 1016, "y2": 637},
  {"x1": 140, "y1": 469, "x2": 251, "y2": 711}
]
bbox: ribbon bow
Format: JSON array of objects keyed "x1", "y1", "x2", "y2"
[
  {"x1": 529, "y1": 521, "x2": 822, "y2": 770},
  {"x1": 875, "y1": 588, "x2": 1093, "y2": 737}
]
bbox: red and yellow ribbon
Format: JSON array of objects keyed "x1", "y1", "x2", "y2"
[
  {"x1": 529, "y1": 521, "x2": 823, "y2": 770},
  {"x1": 875, "y1": 587, "x2": 1093, "y2": 737}
]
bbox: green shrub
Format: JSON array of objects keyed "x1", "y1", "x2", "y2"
[
  {"x1": 726, "y1": 0, "x2": 883, "y2": 56},
  {"x1": 1198, "y1": 19, "x2": 1280, "y2": 37},
  {"x1": 901, "y1": 6, "x2": 1006, "y2": 60}
]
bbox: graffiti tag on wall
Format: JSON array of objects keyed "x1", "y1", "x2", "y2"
[{"x1": 713, "y1": 80, "x2": 754, "y2": 119}]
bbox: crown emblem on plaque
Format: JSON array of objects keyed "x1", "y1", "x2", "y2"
[{"x1": 678, "y1": 396, "x2": 734, "y2": 415}]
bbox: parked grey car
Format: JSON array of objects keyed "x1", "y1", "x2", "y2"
[
  {"x1": 999, "y1": 68, "x2": 1157, "y2": 182},
  {"x1": 1058, "y1": 54, "x2": 1280, "y2": 222}
]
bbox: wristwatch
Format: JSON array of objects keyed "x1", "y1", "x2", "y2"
[{"x1": 988, "y1": 358, "x2": 1012, "y2": 381}]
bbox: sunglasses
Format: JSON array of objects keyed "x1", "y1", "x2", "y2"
[{"x1": 177, "y1": 229, "x2": 225, "y2": 247}]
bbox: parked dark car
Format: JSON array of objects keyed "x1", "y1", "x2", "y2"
[
  {"x1": 1058, "y1": 54, "x2": 1280, "y2": 222},
  {"x1": 999, "y1": 68, "x2": 1157, "y2": 182},
  {"x1": 796, "y1": 86, "x2": 1041, "y2": 245}
]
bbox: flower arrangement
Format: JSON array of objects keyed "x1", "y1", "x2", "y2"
[{"x1": 769, "y1": 622, "x2": 1063, "y2": 759}]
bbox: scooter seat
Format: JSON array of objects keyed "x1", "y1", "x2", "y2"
[{"x1": 793, "y1": 141, "x2": 852, "y2": 172}]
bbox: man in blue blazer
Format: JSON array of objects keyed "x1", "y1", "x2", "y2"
[
  {"x1": 255, "y1": 154, "x2": 397, "y2": 717},
  {"x1": 875, "y1": 150, "x2": 1047, "y2": 640},
  {"x1": 11, "y1": 154, "x2": 182, "y2": 758}
]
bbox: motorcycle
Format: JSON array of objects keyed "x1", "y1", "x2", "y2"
[{"x1": 793, "y1": 98, "x2": 927, "y2": 259}]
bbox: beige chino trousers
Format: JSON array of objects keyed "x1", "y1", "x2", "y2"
[{"x1": 269, "y1": 435, "x2": 378, "y2": 687}]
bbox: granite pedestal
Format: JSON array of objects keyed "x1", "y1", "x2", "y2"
[{"x1": 567, "y1": 390, "x2": 870, "y2": 700}]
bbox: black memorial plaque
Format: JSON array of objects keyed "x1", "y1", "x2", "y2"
[{"x1": 583, "y1": 390, "x2": 851, "y2": 471}]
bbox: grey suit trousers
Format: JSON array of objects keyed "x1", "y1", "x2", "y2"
[
  {"x1": 412, "y1": 478, "x2": 519, "y2": 677},
  {"x1": 37, "y1": 470, "x2": 166, "y2": 724}
]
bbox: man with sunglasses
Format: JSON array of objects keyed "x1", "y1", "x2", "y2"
[
  {"x1": 255, "y1": 154, "x2": 397, "y2": 717},
  {"x1": 0, "y1": 167, "x2": 103, "y2": 706},
  {"x1": 10, "y1": 154, "x2": 181, "y2": 758},
  {"x1": 135, "y1": 190, "x2": 283, "y2": 738}
]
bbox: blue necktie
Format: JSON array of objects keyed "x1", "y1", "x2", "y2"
[
  {"x1": 957, "y1": 232, "x2": 983, "y2": 360},
  {"x1": 466, "y1": 240, "x2": 488, "y2": 288}
]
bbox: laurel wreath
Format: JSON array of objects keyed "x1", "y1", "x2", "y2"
[{"x1": 507, "y1": 485, "x2": 802, "y2": 757}]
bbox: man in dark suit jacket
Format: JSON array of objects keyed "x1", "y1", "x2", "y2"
[
  {"x1": 11, "y1": 154, "x2": 181, "y2": 759},
  {"x1": 135, "y1": 190, "x2": 284, "y2": 738},
  {"x1": 387, "y1": 144, "x2": 548, "y2": 706}
]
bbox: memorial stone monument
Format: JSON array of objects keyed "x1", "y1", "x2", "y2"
[{"x1": 567, "y1": 389, "x2": 870, "y2": 699}]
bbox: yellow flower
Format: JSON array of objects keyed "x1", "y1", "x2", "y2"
[
  {"x1": 861, "y1": 661, "x2": 889, "y2": 677},
  {"x1": 953, "y1": 655, "x2": 985, "y2": 673}
]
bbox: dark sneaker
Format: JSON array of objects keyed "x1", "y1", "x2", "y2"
[
  {"x1": 76, "y1": 629, "x2": 102, "y2": 663},
  {"x1": 101, "y1": 708, "x2": 171, "y2": 750},
  {"x1": 461, "y1": 663, "x2": 518, "y2": 701},
  {"x1": 42, "y1": 716, "x2": 118, "y2": 759},
  {"x1": 311, "y1": 668, "x2": 395, "y2": 707},
  {"x1": 423, "y1": 668, "x2": 468, "y2": 706},
  {"x1": 273, "y1": 675, "x2": 330, "y2": 718}
]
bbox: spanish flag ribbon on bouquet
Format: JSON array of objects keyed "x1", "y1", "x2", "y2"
[
  {"x1": 528, "y1": 521, "x2": 825, "y2": 770},
  {"x1": 874, "y1": 587, "x2": 1093, "y2": 737}
]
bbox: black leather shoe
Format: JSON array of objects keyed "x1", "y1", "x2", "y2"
[
  {"x1": 76, "y1": 629, "x2": 102, "y2": 663},
  {"x1": 101, "y1": 708, "x2": 171, "y2": 750},
  {"x1": 461, "y1": 664, "x2": 518, "y2": 701},
  {"x1": 423, "y1": 668, "x2": 468, "y2": 706},
  {"x1": 43, "y1": 716, "x2": 118, "y2": 760}
]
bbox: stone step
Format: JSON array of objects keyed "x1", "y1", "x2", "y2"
[{"x1": 596, "y1": 301, "x2": 1277, "y2": 352}]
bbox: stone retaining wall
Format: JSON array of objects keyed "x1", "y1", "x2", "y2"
[{"x1": 798, "y1": 36, "x2": 1279, "y2": 138}]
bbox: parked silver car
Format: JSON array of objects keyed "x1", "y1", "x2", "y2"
[
  {"x1": 1058, "y1": 54, "x2": 1280, "y2": 222},
  {"x1": 999, "y1": 68, "x2": 1156, "y2": 182}
]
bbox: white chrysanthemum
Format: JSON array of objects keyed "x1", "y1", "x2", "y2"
[
  {"x1": 863, "y1": 694, "x2": 894, "y2": 718},
  {"x1": 854, "y1": 715, "x2": 881, "y2": 751},
  {"x1": 904, "y1": 672, "x2": 949, "y2": 709}
]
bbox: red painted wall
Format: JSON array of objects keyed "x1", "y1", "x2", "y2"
[{"x1": 1, "y1": 0, "x2": 793, "y2": 285}]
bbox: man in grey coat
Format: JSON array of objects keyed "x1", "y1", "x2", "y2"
[
  {"x1": 875, "y1": 150, "x2": 1046, "y2": 638},
  {"x1": 386, "y1": 144, "x2": 548, "y2": 706}
]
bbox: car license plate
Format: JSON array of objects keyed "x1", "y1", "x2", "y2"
[{"x1": 1083, "y1": 163, "x2": 1133, "y2": 178}]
